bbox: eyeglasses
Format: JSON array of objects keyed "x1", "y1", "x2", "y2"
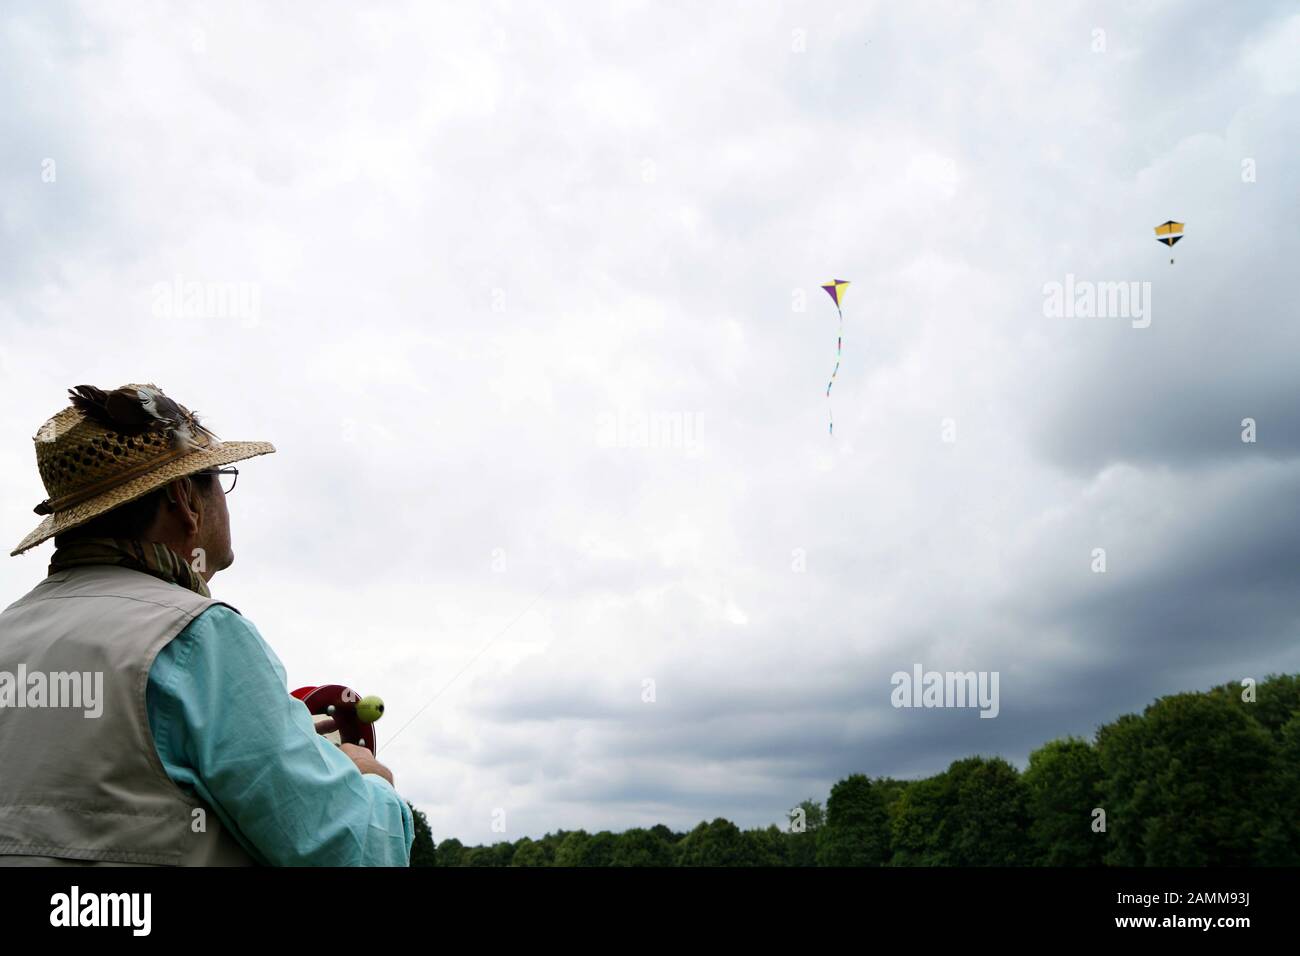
[{"x1": 196, "y1": 467, "x2": 239, "y2": 495}]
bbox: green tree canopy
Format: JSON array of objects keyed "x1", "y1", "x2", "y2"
[
  {"x1": 435, "y1": 837, "x2": 465, "y2": 867},
  {"x1": 610, "y1": 827, "x2": 675, "y2": 867},
  {"x1": 1022, "y1": 738, "x2": 1105, "y2": 866},
  {"x1": 675, "y1": 819, "x2": 747, "y2": 866},
  {"x1": 1098, "y1": 692, "x2": 1281, "y2": 865},
  {"x1": 408, "y1": 804, "x2": 437, "y2": 867},
  {"x1": 816, "y1": 774, "x2": 890, "y2": 866},
  {"x1": 553, "y1": 830, "x2": 591, "y2": 867},
  {"x1": 891, "y1": 757, "x2": 1031, "y2": 865},
  {"x1": 743, "y1": 825, "x2": 789, "y2": 867},
  {"x1": 511, "y1": 837, "x2": 549, "y2": 867}
]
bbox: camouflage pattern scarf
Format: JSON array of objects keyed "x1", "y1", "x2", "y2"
[{"x1": 49, "y1": 537, "x2": 211, "y2": 598}]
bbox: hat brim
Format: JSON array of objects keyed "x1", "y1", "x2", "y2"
[{"x1": 10, "y1": 441, "x2": 275, "y2": 556}]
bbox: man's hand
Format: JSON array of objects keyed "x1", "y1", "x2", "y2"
[
  {"x1": 313, "y1": 716, "x2": 396, "y2": 786},
  {"x1": 339, "y1": 743, "x2": 395, "y2": 787}
]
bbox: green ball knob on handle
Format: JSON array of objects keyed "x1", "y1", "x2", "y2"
[{"x1": 357, "y1": 695, "x2": 385, "y2": 724}]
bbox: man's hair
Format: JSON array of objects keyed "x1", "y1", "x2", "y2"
[{"x1": 52, "y1": 471, "x2": 218, "y2": 547}]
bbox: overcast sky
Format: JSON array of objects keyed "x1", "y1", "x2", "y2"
[{"x1": 2, "y1": 0, "x2": 1298, "y2": 844}]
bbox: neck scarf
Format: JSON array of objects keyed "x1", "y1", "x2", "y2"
[{"x1": 49, "y1": 537, "x2": 212, "y2": 598}]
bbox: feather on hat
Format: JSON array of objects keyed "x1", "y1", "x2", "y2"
[{"x1": 10, "y1": 383, "x2": 275, "y2": 556}]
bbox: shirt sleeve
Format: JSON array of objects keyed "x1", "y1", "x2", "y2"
[{"x1": 146, "y1": 604, "x2": 414, "y2": 866}]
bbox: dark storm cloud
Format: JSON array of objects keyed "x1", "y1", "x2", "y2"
[{"x1": 2, "y1": 2, "x2": 1297, "y2": 845}]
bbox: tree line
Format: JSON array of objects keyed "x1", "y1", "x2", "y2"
[{"x1": 405, "y1": 673, "x2": 1300, "y2": 866}]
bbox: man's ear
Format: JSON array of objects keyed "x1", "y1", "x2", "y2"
[
  {"x1": 189, "y1": 477, "x2": 206, "y2": 527},
  {"x1": 165, "y1": 477, "x2": 203, "y2": 535}
]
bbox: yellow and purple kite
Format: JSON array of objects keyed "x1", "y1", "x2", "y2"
[{"x1": 821, "y1": 279, "x2": 850, "y2": 435}]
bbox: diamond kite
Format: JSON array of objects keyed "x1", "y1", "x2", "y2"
[
  {"x1": 821, "y1": 279, "x2": 850, "y2": 435},
  {"x1": 1154, "y1": 220, "x2": 1184, "y2": 264}
]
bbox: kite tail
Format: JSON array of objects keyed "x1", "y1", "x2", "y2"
[{"x1": 826, "y1": 309, "x2": 843, "y2": 434}]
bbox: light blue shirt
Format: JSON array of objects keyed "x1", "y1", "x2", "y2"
[{"x1": 146, "y1": 604, "x2": 414, "y2": 866}]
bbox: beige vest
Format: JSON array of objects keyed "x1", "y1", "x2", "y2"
[{"x1": 0, "y1": 564, "x2": 257, "y2": 866}]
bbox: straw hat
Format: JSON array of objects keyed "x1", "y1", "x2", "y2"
[{"x1": 10, "y1": 384, "x2": 275, "y2": 556}]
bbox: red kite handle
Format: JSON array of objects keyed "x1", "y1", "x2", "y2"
[{"x1": 292, "y1": 684, "x2": 380, "y2": 754}]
